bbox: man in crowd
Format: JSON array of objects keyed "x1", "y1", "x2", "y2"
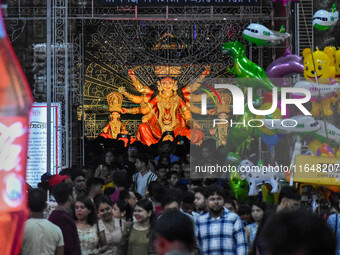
[
  {"x1": 262, "y1": 209, "x2": 336, "y2": 255},
  {"x1": 276, "y1": 185, "x2": 301, "y2": 212},
  {"x1": 70, "y1": 170, "x2": 87, "y2": 199},
  {"x1": 155, "y1": 210, "x2": 196, "y2": 255},
  {"x1": 48, "y1": 182, "x2": 81, "y2": 255},
  {"x1": 132, "y1": 154, "x2": 158, "y2": 196},
  {"x1": 254, "y1": 185, "x2": 301, "y2": 254},
  {"x1": 119, "y1": 189, "x2": 137, "y2": 209},
  {"x1": 155, "y1": 140, "x2": 180, "y2": 163},
  {"x1": 193, "y1": 187, "x2": 208, "y2": 214},
  {"x1": 21, "y1": 188, "x2": 64, "y2": 255},
  {"x1": 123, "y1": 144, "x2": 138, "y2": 187},
  {"x1": 195, "y1": 186, "x2": 247, "y2": 255}
]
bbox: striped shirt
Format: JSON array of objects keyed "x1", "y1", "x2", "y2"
[
  {"x1": 132, "y1": 170, "x2": 158, "y2": 196},
  {"x1": 195, "y1": 208, "x2": 247, "y2": 255}
]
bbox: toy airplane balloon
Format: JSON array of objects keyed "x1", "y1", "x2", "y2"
[
  {"x1": 243, "y1": 23, "x2": 290, "y2": 46},
  {"x1": 314, "y1": 121, "x2": 340, "y2": 145},
  {"x1": 313, "y1": 4, "x2": 339, "y2": 31},
  {"x1": 262, "y1": 115, "x2": 320, "y2": 134},
  {"x1": 291, "y1": 79, "x2": 340, "y2": 101}
]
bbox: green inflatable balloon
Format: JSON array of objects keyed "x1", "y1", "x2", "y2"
[
  {"x1": 227, "y1": 152, "x2": 249, "y2": 201},
  {"x1": 222, "y1": 41, "x2": 279, "y2": 93}
]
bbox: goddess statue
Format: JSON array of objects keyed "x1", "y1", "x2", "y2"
[
  {"x1": 120, "y1": 66, "x2": 205, "y2": 146},
  {"x1": 101, "y1": 92, "x2": 128, "y2": 139},
  {"x1": 209, "y1": 92, "x2": 231, "y2": 147}
]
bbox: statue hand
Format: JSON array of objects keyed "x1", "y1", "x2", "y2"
[
  {"x1": 103, "y1": 127, "x2": 108, "y2": 133},
  {"x1": 193, "y1": 121, "x2": 201, "y2": 129},
  {"x1": 207, "y1": 109, "x2": 216, "y2": 115},
  {"x1": 121, "y1": 108, "x2": 128, "y2": 114},
  {"x1": 128, "y1": 69, "x2": 135, "y2": 77},
  {"x1": 118, "y1": 87, "x2": 126, "y2": 94},
  {"x1": 142, "y1": 116, "x2": 149, "y2": 123},
  {"x1": 209, "y1": 128, "x2": 217, "y2": 136},
  {"x1": 203, "y1": 65, "x2": 211, "y2": 75}
]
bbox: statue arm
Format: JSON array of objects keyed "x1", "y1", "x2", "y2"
[
  {"x1": 190, "y1": 104, "x2": 202, "y2": 114},
  {"x1": 125, "y1": 107, "x2": 141, "y2": 114},
  {"x1": 128, "y1": 69, "x2": 154, "y2": 94},
  {"x1": 102, "y1": 123, "x2": 110, "y2": 133},
  {"x1": 124, "y1": 91, "x2": 143, "y2": 104},
  {"x1": 180, "y1": 100, "x2": 191, "y2": 126},
  {"x1": 141, "y1": 97, "x2": 157, "y2": 115},
  {"x1": 142, "y1": 112, "x2": 154, "y2": 123},
  {"x1": 129, "y1": 69, "x2": 144, "y2": 92},
  {"x1": 118, "y1": 87, "x2": 143, "y2": 104},
  {"x1": 191, "y1": 94, "x2": 202, "y2": 102},
  {"x1": 189, "y1": 66, "x2": 210, "y2": 93}
]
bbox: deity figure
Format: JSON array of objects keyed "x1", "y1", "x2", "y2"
[
  {"x1": 121, "y1": 66, "x2": 204, "y2": 146},
  {"x1": 101, "y1": 92, "x2": 128, "y2": 139},
  {"x1": 209, "y1": 92, "x2": 231, "y2": 147}
]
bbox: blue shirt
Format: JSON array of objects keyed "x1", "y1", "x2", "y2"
[
  {"x1": 327, "y1": 214, "x2": 340, "y2": 255},
  {"x1": 195, "y1": 208, "x2": 247, "y2": 255},
  {"x1": 246, "y1": 222, "x2": 258, "y2": 249}
]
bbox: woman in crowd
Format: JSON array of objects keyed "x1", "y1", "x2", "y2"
[
  {"x1": 95, "y1": 150, "x2": 116, "y2": 178},
  {"x1": 75, "y1": 196, "x2": 107, "y2": 255},
  {"x1": 95, "y1": 195, "x2": 125, "y2": 255},
  {"x1": 113, "y1": 199, "x2": 133, "y2": 223},
  {"x1": 118, "y1": 199, "x2": 156, "y2": 255},
  {"x1": 245, "y1": 200, "x2": 266, "y2": 253}
]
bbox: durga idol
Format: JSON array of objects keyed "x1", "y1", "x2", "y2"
[
  {"x1": 101, "y1": 92, "x2": 128, "y2": 139},
  {"x1": 121, "y1": 66, "x2": 200, "y2": 146}
]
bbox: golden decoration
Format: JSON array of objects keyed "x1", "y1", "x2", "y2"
[
  {"x1": 107, "y1": 92, "x2": 123, "y2": 112},
  {"x1": 217, "y1": 93, "x2": 232, "y2": 114},
  {"x1": 152, "y1": 33, "x2": 186, "y2": 50},
  {"x1": 155, "y1": 65, "x2": 181, "y2": 78}
]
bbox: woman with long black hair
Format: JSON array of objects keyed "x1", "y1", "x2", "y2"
[
  {"x1": 118, "y1": 199, "x2": 156, "y2": 255},
  {"x1": 74, "y1": 196, "x2": 107, "y2": 255}
]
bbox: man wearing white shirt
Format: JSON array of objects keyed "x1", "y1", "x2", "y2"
[
  {"x1": 132, "y1": 154, "x2": 158, "y2": 196},
  {"x1": 21, "y1": 188, "x2": 64, "y2": 255}
]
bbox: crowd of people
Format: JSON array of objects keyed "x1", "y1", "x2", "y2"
[{"x1": 21, "y1": 137, "x2": 340, "y2": 255}]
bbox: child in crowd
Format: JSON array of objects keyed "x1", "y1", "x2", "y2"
[{"x1": 166, "y1": 171, "x2": 179, "y2": 189}]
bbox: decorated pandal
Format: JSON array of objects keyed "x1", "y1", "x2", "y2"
[{"x1": 93, "y1": 30, "x2": 340, "y2": 206}]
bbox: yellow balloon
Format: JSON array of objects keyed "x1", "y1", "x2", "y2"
[
  {"x1": 308, "y1": 139, "x2": 322, "y2": 153},
  {"x1": 256, "y1": 102, "x2": 282, "y2": 135}
]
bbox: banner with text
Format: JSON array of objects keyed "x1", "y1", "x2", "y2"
[{"x1": 26, "y1": 102, "x2": 62, "y2": 187}]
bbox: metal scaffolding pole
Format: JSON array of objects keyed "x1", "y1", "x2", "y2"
[{"x1": 46, "y1": 0, "x2": 52, "y2": 174}]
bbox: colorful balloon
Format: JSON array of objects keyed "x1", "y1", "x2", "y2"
[
  {"x1": 262, "y1": 133, "x2": 280, "y2": 153},
  {"x1": 266, "y1": 47, "x2": 304, "y2": 87},
  {"x1": 222, "y1": 41, "x2": 278, "y2": 93},
  {"x1": 317, "y1": 143, "x2": 335, "y2": 157}
]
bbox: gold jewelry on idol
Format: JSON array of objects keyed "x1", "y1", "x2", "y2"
[{"x1": 107, "y1": 92, "x2": 123, "y2": 113}]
